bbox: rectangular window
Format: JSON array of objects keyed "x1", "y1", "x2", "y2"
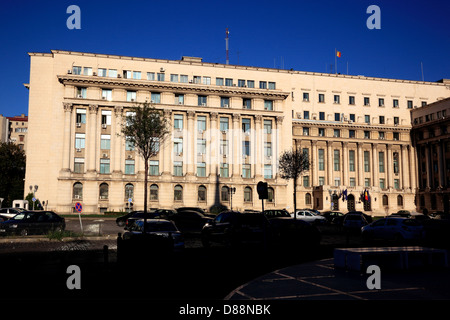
[
  {"x1": 318, "y1": 128, "x2": 325, "y2": 137},
  {"x1": 303, "y1": 176, "x2": 310, "y2": 187},
  {"x1": 197, "y1": 162, "x2": 206, "y2": 177},
  {"x1": 175, "y1": 94, "x2": 184, "y2": 105},
  {"x1": 318, "y1": 149, "x2": 324, "y2": 171},
  {"x1": 225, "y1": 78, "x2": 233, "y2": 86},
  {"x1": 303, "y1": 111, "x2": 310, "y2": 120},
  {"x1": 264, "y1": 142, "x2": 272, "y2": 157},
  {"x1": 220, "y1": 117, "x2": 229, "y2": 132},
  {"x1": 127, "y1": 91, "x2": 137, "y2": 102},
  {"x1": 202, "y1": 76, "x2": 211, "y2": 85},
  {"x1": 76, "y1": 109, "x2": 86, "y2": 124},
  {"x1": 379, "y1": 116, "x2": 385, "y2": 124},
  {"x1": 334, "y1": 95, "x2": 340, "y2": 104},
  {"x1": 349, "y1": 114, "x2": 355, "y2": 122},
  {"x1": 264, "y1": 100, "x2": 273, "y2": 111},
  {"x1": 174, "y1": 114, "x2": 183, "y2": 129},
  {"x1": 238, "y1": 79, "x2": 246, "y2": 87},
  {"x1": 125, "y1": 139, "x2": 134, "y2": 151},
  {"x1": 393, "y1": 152, "x2": 399, "y2": 174},
  {"x1": 378, "y1": 98, "x2": 385, "y2": 107},
  {"x1": 268, "y1": 82, "x2": 276, "y2": 90},
  {"x1": 393, "y1": 99, "x2": 399, "y2": 108},
  {"x1": 334, "y1": 178, "x2": 341, "y2": 187},
  {"x1": 75, "y1": 133, "x2": 85, "y2": 149},
  {"x1": 157, "y1": 73, "x2": 165, "y2": 81},
  {"x1": 180, "y1": 74, "x2": 188, "y2": 83},
  {"x1": 173, "y1": 161, "x2": 183, "y2": 176},
  {"x1": 242, "y1": 118, "x2": 251, "y2": 133},
  {"x1": 247, "y1": 80, "x2": 254, "y2": 88},
  {"x1": 349, "y1": 150, "x2": 355, "y2": 172},
  {"x1": 379, "y1": 152, "x2": 385, "y2": 173},
  {"x1": 319, "y1": 177, "x2": 325, "y2": 186},
  {"x1": 220, "y1": 163, "x2": 229, "y2": 178},
  {"x1": 197, "y1": 116, "x2": 206, "y2": 132},
  {"x1": 365, "y1": 115, "x2": 370, "y2": 124},
  {"x1": 264, "y1": 165, "x2": 273, "y2": 179},
  {"x1": 197, "y1": 139, "x2": 206, "y2": 154},
  {"x1": 220, "y1": 140, "x2": 228, "y2": 156},
  {"x1": 393, "y1": 132, "x2": 400, "y2": 140},
  {"x1": 243, "y1": 98, "x2": 252, "y2": 109},
  {"x1": 243, "y1": 141, "x2": 250, "y2": 156},
  {"x1": 379, "y1": 131, "x2": 385, "y2": 140},
  {"x1": 151, "y1": 92, "x2": 161, "y2": 104},
  {"x1": 123, "y1": 70, "x2": 132, "y2": 79},
  {"x1": 335, "y1": 113, "x2": 341, "y2": 121},
  {"x1": 303, "y1": 127, "x2": 310, "y2": 136},
  {"x1": 147, "y1": 72, "x2": 155, "y2": 80},
  {"x1": 333, "y1": 129, "x2": 340, "y2": 137},
  {"x1": 108, "y1": 69, "x2": 117, "y2": 78},
  {"x1": 365, "y1": 178, "x2": 371, "y2": 187},
  {"x1": 394, "y1": 117, "x2": 399, "y2": 125},
  {"x1": 101, "y1": 110, "x2": 111, "y2": 125},
  {"x1": 303, "y1": 92, "x2": 309, "y2": 102},
  {"x1": 259, "y1": 81, "x2": 267, "y2": 89},
  {"x1": 364, "y1": 151, "x2": 370, "y2": 172},
  {"x1": 364, "y1": 131, "x2": 370, "y2": 139},
  {"x1": 349, "y1": 96, "x2": 355, "y2": 105},
  {"x1": 364, "y1": 97, "x2": 370, "y2": 106},
  {"x1": 72, "y1": 66, "x2": 82, "y2": 75},
  {"x1": 264, "y1": 120, "x2": 272, "y2": 134},
  {"x1": 221, "y1": 97, "x2": 230, "y2": 108},
  {"x1": 174, "y1": 138, "x2": 183, "y2": 154},
  {"x1": 349, "y1": 177, "x2": 356, "y2": 187},
  {"x1": 170, "y1": 74, "x2": 179, "y2": 82},
  {"x1": 149, "y1": 160, "x2": 159, "y2": 176},
  {"x1": 100, "y1": 159, "x2": 110, "y2": 174},
  {"x1": 74, "y1": 158, "x2": 84, "y2": 173},
  {"x1": 407, "y1": 100, "x2": 413, "y2": 109},
  {"x1": 242, "y1": 164, "x2": 251, "y2": 178},
  {"x1": 102, "y1": 89, "x2": 112, "y2": 101},
  {"x1": 125, "y1": 160, "x2": 135, "y2": 175},
  {"x1": 100, "y1": 135, "x2": 111, "y2": 150},
  {"x1": 318, "y1": 93, "x2": 325, "y2": 103},
  {"x1": 216, "y1": 77, "x2": 224, "y2": 86},
  {"x1": 193, "y1": 76, "x2": 201, "y2": 84},
  {"x1": 349, "y1": 130, "x2": 355, "y2": 138},
  {"x1": 334, "y1": 150, "x2": 340, "y2": 171},
  {"x1": 198, "y1": 95, "x2": 207, "y2": 106},
  {"x1": 83, "y1": 67, "x2": 92, "y2": 76},
  {"x1": 394, "y1": 179, "x2": 400, "y2": 189},
  {"x1": 98, "y1": 68, "x2": 107, "y2": 77},
  {"x1": 379, "y1": 178, "x2": 385, "y2": 189},
  {"x1": 319, "y1": 112, "x2": 325, "y2": 120}
]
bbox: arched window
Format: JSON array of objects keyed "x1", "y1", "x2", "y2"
[
  {"x1": 73, "y1": 182, "x2": 83, "y2": 199},
  {"x1": 221, "y1": 186, "x2": 229, "y2": 202},
  {"x1": 99, "y1": 183, "x2": 109, "y2": 200},
  {"x1": 305, "y1": 193, "x2": 312, "y2": 205},
  {"x1": 150, "y1": 184, "x2": 159, "y2": 201},
  {"x1": 198, "y1": 185, "x2": 207, "y2": 202},
  {"x1": 397, "y1": 195, "x2": 403, "y2": 207},
  {"x1": 382, "y1": 195, "x2": 389, "y2": 206},
  {"x1": 174, "y1": 185, "x2": 183, "y2": 201},
  {"x1": 267, "y1": 187, "x2": 274, "y2": 203},
  {"x1": 125, "y1": 183, "x2": 134, "y2": 201},
  {"x1": 244, "y1": 186, "x2": 252, "y2": 202}
]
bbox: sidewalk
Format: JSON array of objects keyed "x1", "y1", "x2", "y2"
[{"x1": 225, "y1": 255, "x2": 450, "y2": 300}]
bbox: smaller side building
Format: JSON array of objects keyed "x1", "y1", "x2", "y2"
[
  {"x1": 411, "y1": 96, "x2": 450, "y2": 213},
  {"x1": 6, "y1": 114, "x2": 28, "y2": 152}
]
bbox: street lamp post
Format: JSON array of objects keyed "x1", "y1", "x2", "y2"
[
  {"x1": 29, "y1": 185, "x2": 38, "y2": 210},
  {"x1": 229, "y1": 187, "x2": 236, "y2": 210}
]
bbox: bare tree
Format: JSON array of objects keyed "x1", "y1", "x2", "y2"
[
  {"x1": 278, "y1": 147, "x2": 310, "y2": 219},
  {"x1": 120, "y1": 102, "x2": 169, "y2": 232}
]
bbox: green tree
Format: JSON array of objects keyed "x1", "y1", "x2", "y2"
[
  {"x1": 278, "y1": 147, "x2": 310, "y2": 219},
  {"x1": 0, "y1": 142, "x2": 26, "y2": 207},
  {"x1": 120, "y1": 103, "x2": 169, "y2": 232}
]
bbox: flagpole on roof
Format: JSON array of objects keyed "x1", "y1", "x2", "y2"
[{"x1": 335, "y1": 48, "x2": 337, "y2": 74}]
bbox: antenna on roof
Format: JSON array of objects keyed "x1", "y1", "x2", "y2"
[
  {"x1": 421, "y1": 62, "x2": 424, "y2": 81},
  {"x1": 225, "y1": 28, "x2": 229, "y2": 65}
]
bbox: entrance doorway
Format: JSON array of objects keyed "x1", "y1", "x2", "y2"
[
  {"x1": 347, "y1": 194, "x2": 355, "y2": 211},
  {"x1": 331, "y1": 194, "x2": 339, "y2": 211}
]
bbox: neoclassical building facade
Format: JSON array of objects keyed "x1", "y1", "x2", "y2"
[{"x1": 24, "y1": 50, "x2": 450, "y2": 214}]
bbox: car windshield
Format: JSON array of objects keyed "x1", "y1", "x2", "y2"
[{"x1": 12, "y1": 213, "x2": 27, "y2": 220}]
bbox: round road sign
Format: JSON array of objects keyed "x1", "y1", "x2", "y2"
[{"x1": 75, "y1": 202, "x2": 82, "y2": 213}]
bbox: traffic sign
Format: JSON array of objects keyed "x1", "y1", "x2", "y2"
[
  {"x1": 75, "y1": 202, "x2": 82, "y2": 213},
  {"x1": 257, "y1": 181, "x2": 268, "y2": 199}
]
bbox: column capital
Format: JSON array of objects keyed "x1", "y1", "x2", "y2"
[
  {"x1": 210, "y1": 112, "x2": 218, "y2": 121},
  {"x1": 89, "y1": 104, "x2": 98, "y2": 114},
  {"x1": 254, "y1": 114, "x2": 262, "y2": 123},
  {"x1": 63, "y1": 102, "x2": 73, "y2": 112},
  {"x1": 187, "y1": 110, "x2": 195, "y2": 119},
  {"x1": 114, "y1": 106, "x2": 124, "y2": 116},
  {"x1": 232, "y1": 113, "x2": 240, "y2": 122},
  {"x1": 276, "y1": 116, "x2": 284, "y2": 124}
]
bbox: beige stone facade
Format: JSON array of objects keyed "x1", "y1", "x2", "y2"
[{"x1": 24, "y1": 50, "x2": 450, "y2": 215}]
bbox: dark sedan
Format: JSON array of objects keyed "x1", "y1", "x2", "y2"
[
  {"x1": 170, "y1": 210, "x2": 214, "y2": 233},
  {"x1": 0, "y1": 211, "x2": 65, "y2": 236}
]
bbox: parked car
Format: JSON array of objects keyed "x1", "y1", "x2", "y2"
[
  {"x1": 291, "y1": 210, "x2": 327, "y2": 225},
  {"x1": 361, "y1": 217, "x2": 424, "y2": 242},
  {"x1": 116, "y1": 210, "x2": 155, "y2": 227},
  {"x1": 0, "y1": 211, "x2": 65, "y2": 236},
  {"x1": 346, "y1": 211, "x2": 373, "y2": 223},
  {"x1": 429, "y1": 211, "x2": 450, "y2": 220},
  {"x1": 176, "y1": 207, "x2": 212, "y2": 216},
  {"x1": 124, "y1": 210, "x2": 172, "y2": 230},
  {"x1": 268, "y1": 217, "x2": 321, "y2": 248},
  {"x1": 201, "y1": 211, "x2": 270, "y2": 248},
  {"x1": 342, "y1": 213, "x2": 369, "y2": 232},
  {"x1": 170, "y1": 210, "x2": 214, "y2": 233},
  {"x1": 389, "y1": 210, "x2": 411, "y2": 218},
  {"x1": 319, "y1": 211, "x2": 345, "y2": 225},
  {"x1": 123, "y1": 219, "x2": 185, "y2": 252},
  {"x1": 0, "y1": 215, "x2": 10, "y2": 222},
  {"x1": 0, "y1": 207, "x2": 26, "y2": 219},
  {"x1": 263, "y1": 209, "x2": 291, "y2": 219}
]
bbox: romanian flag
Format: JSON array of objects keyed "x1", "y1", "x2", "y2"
[{"x1": 336, "y1": 51, "x2": 342, "y2": 58}]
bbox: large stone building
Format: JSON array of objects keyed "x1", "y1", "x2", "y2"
[
  {"x1": 24, "y1": 50, "x2": 450, "y2": 215},
  {"x1": 411, "y1": 96, "x2": 450, "y2": 213}
]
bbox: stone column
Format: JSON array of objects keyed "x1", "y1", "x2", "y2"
[
  {"x1": 209, "y1": 112, "x2": 218, "y2": 177},
  {"x1": 61, "y1": 103, "x2": 73, "y2": 173},
  {"x1": 112, "y1": 106, "x2": 123, "y2": 175},
  {"x1": 254, "y1": 115, "x2": 262, "y2": 179},
  {"x1": 387, "y1": 144, "x2": 394, "y2": 189},
  {"x1": 327, "y1": 141, "x2": 333, "y2": 185},
  {"x1": 342, "y1": 142, "x2": 349, "y2": 186},
  {"x1": 162, "y1": 109, "x2": 172, "y2": 177},
  {"x1": 372, "y1": 143, "x2": 378, "y2": 187},
  {"x1": 401, "y1": 144, "x2": 410, "y2": 190},
  {"x1": 186, "y1": 111, "x2": 195, "y2": 176},
  {"x1": 357, "y1": 142, "x2": 364, "y2": 186},
  {"x1": 86, "y1": 104, "x2": 98, "y2": 174},
  {"x1": 311, "y1": 140, "x2": 318, "y2": 187},
  {"x1": 438, "y1": 141, "x2": 445, "y2": 188},
  {"x1": 232, "y1": 114, "x2": 241, "y2": 178}
]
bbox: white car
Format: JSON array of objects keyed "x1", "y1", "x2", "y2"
[
  {"x1": 361, "y1": 217, "x2": 424, "y2": 242},
  {"x1": 0, "y1": 207, "x2": 26, "y2": 219},
  {"x1": 291, "y1": 210, "x2": 327, "y2": 225}
]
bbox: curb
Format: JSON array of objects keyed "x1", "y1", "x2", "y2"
[{"x1": 0, "y1": 235, "x2": 117, "y2": 243}]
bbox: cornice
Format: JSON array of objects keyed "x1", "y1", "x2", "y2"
[{"x1": 57, "y1": 75, "x2": 290, "y2": 100}]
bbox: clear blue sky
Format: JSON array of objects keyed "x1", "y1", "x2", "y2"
[{"x1": 0, "y1": 0, "x2": 449, "y2": 117}]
